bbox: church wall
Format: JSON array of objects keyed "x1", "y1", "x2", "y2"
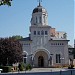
[
  {"x1": 20, "y1": 41, "x2": 32, "y2": 64},
  {"x1": 45, "y1": 40, "x2": 69, "y2": 66},
  {"x1": 30, "y1": 26, "x2": 51, "y2": 41},
  {"x1": 20, "y1": 39, "x2": 69, "y2": 67},
  {"x1": 63, "y1": 41, "x2": 69, "y2": 65}
]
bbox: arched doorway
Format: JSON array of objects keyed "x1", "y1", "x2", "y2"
[
  {"x1": 34, "y1": 50, "x2": 49, "y2": 67},
  {"x1": 38, "y1": 56, "x2": 44, "y2": 67}
]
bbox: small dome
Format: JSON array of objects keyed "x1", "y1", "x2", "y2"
[{"x1": 33, "y1": 5, "x2": 47, "y2": 14}]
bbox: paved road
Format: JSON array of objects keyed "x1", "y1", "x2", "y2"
[{"x1": 0, "y1": 68, "x2": 75, "y2": 75}]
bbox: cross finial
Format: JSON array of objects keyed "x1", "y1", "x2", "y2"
[{"x1": 38, "y1": 0, "x2": 42, "y2": 6}]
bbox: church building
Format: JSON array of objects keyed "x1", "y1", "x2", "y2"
[{"x1": 20, "y1": 2, "x2": 69, "y2": 67}]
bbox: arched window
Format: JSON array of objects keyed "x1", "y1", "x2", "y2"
[
  {"x1": 36, "y1": 17, "x2": 37, "y2": 23},
  {"x1": 38, "y1": 31, "x2": 40, "y2": 35},
  {"x1": 41, "y1": 30, "x2": 44, "y2": 35},
  {"x1": 34, "y1": 31, "x2": 36, "y2": 35},
  {"x1": 23, "y1": 54, "x2": 26, "y2": 63},
  {"x1": 56, "y1": 54, "x2": 61, "y2": 63},
  {"x1": 45, "y1": 31, "x2": 48, "y2": 35},
  {"x1": 43, "y1": 15, "x2": 45, "y2": 23},
  {"x1": 39, "y1": 17, "x2": 41, "y2": 23}
]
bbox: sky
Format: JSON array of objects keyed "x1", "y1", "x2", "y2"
[{"x1": 0, "y1": 0, "x2": 74, "y2": 47}]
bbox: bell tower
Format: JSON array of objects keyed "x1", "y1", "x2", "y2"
[
  {"x1": 30, "y1": 1, "x2": 51, "y2": 42},
  {"x1": 31, "y1": 1, "x2": 48, "y2": 26}
]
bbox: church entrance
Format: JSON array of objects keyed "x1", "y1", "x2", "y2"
[
  {"x1": 38, "y1": 56, "x2": 44, "y2": 67},
  {"x1": 34, "y1": 50, "x2": 48, "y2": 67}
]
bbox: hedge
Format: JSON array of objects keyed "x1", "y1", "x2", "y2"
[{"x1": 0, "y1": 66, "x2": 11, "y2": 73}]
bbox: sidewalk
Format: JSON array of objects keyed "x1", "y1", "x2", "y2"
[
  {"x1": 4, "y1": 68, "x2": 67, "y2": 74},
  {"x1": 25, "y1": 68, "x2": 67, "y2": 73}
]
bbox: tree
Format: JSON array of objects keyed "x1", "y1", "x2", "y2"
[
  {"x1": 0, "y1": 0, "x2": 12, "y2": 6},
  {"x1": 0, "y1": 37, "x2": 23, "y2": 66},
  {"x1": 11, "y1": 35, "x2": 23, "y2": 40}
]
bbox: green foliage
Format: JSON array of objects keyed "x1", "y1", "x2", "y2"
[
  {"x1": 26, "y1": 64, "x2": 32, "y2": 70},
  {"x1": 12, "y1": 35, "x2": 23, "y2": 40},
  {"x1": 0, "y1": 66, "x2": 11, "y2": 73},
  {"x1": 18, "y1": 62, "x2": 25, "y2": 71},
  {"x1": 18, "y1": 63, "x2": 32, "y2": 71},
  {"x1": 0, "y1": 0, "x2": 12, "y2": 6}
]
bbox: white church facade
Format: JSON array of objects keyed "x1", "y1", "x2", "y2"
[{"x1": 20, "y1": 2, "x2": 69, "y2": 67}]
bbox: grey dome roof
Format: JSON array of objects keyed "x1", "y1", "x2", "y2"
[{"x1": 33, "y1": 5, "x2": 47, "y2": 13}]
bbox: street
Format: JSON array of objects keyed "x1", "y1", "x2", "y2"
[{"x1": 0, "y1": 70, "x2": 75, "y2": 75}]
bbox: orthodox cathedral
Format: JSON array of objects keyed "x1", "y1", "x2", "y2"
[{"x1": 20, "y1": 2, "x2": 69, "y2": 67}]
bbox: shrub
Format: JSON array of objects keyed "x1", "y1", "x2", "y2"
[
  {"x1": 68, "y1": 65, "x2": 74, "y2": 69},
  {"x1": 0, "y1": 66, "x2": 11, "y2": 73},
  {"x1": 26, "y1": 64, "x2": 32, "y2": 70},
  {"x1": 18, "y1": 62, "x2": 25, "y2": 71}
]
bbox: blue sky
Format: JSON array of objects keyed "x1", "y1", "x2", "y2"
[{"x1": 0, "y1": 0, "x2": 74, "y2": 46}]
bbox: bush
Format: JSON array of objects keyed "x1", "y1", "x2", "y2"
[
  {"x1": 18, "y1": 63, "x2": 32, "y2": 71},
  {"x1": 26, "y1": 64, "x2": 32, "y2": 70},
  {"x1": 68, "y1": 65, "x2": 74, "y2": 69},
  {"x1": 0, "y1": 66, "x2": 11, "y2": 73},
  {"x1": 18, "y1": 62, "x2": 25, "y2": 71}
]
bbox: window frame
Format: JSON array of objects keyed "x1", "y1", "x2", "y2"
[
  {"x1": 56, "y1": 54, "x2": 61, "y2": 63},
  {"x1": 45, "y1": 31, "x2": 48, "y2": 35},
  {"x1": 34, "y1": 31, "x2": 36, "y2": 35},
  {"x1": 37, "y1": 31, "x2": 40, "y2": 35},
  {"x1": 41, "y1": 30, "x2": 44, "y2": 35}
]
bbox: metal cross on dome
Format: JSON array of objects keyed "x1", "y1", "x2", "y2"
[{"x1": 37, "y1": 0, "x2": 42, "y2": 6}]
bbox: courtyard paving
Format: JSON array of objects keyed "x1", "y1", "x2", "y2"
[{"x1": 25, "y1": 68, "x2": 67, "y2": 73}]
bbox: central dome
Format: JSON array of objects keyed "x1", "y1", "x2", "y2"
[
  {"x1": 31, "y1": 2, "x2": 48, "y2": 26},
  {"x1": 33, "y1": 5, "x2": 47, "y2": 14}
]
